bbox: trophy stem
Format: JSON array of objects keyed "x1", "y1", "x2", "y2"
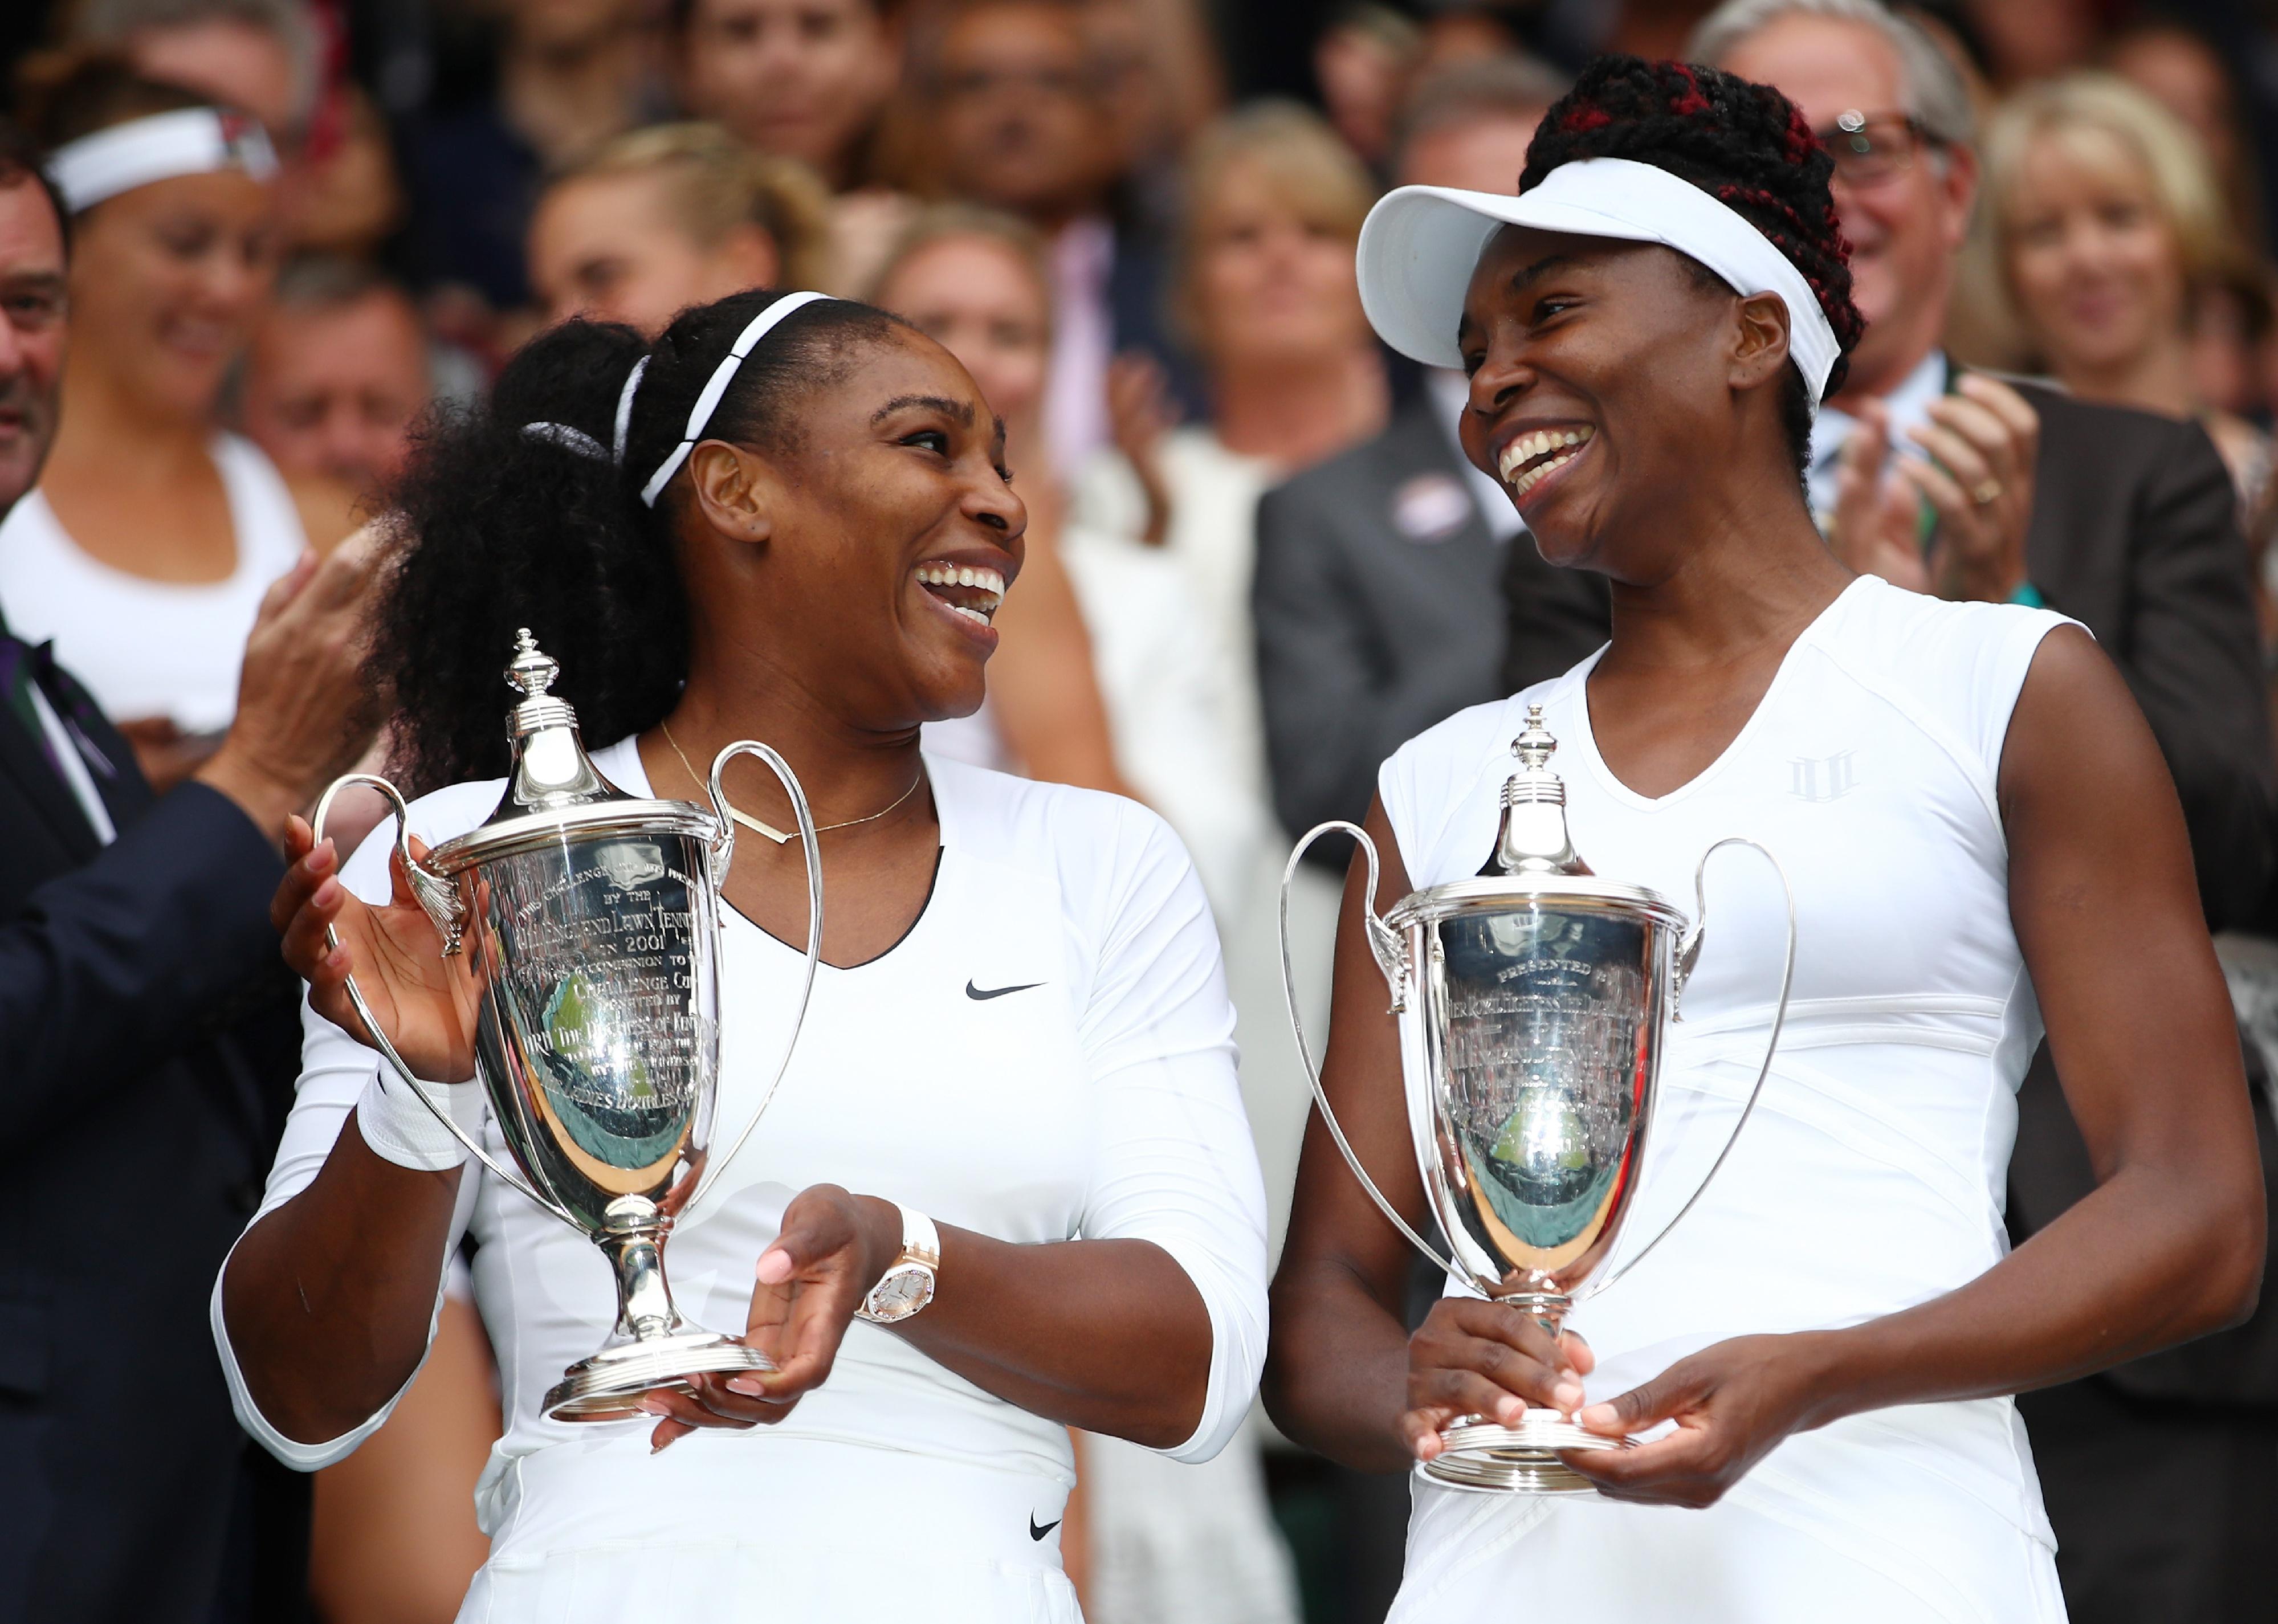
[{"x1": 596, "y1": 1211, "x2": 686, "y2": 1341}]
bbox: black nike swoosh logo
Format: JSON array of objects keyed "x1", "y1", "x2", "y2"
[
  {"x1": 967, "y1": 980, "x2": 1043, "y2": 1001},
  {"x1": 1030, "y1": 1516, "x2": 1061, "y2": 1541}
]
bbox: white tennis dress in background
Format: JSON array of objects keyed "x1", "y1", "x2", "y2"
[
  {"x1": 1380, "y1": 576, "x2": 2071, "y2": 1623},
  {"x1": 0, "y1": 433, "x2": 305, "y2": 735},
  {"x1": 212, "y1": 740, "x2": 1269, "y2": 1624}
]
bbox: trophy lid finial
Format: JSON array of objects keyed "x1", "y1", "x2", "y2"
[
  {"x1": 1485, "y1": 703, "x2": 1591, "y2": 878},
  {"x1": 506, "y1": 629, "x2": 560, "y2": 700}
]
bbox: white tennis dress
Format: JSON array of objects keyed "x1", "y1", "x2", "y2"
[
  {"x1": 1380, "y1": 576, "x2": 2071, "y2": 1622},
  {"x1": 0, "y1": 433, "x2": 306, "y2": 733},
  {"x1": 213, "y1": 740, "x2": 1269, "y2": 1623}
]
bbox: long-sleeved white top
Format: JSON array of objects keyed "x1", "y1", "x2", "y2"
[{"x1": 211, "y1": 740, "x2": 1269, "y2": 1621}]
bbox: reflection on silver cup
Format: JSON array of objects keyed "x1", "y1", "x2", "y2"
[
  {"x1": 1282, "y1": 705, "x2": 1795, "y2": 1494},
  {"x1": 313, "y1": 631, "x2": 824, "y2": 1421}
]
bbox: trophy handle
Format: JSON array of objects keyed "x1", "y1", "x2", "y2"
[
  {"x1": 1281, "y1": 822, "x2": 1458, "y2": 1276},
  {"x1": 1586, "y1": 837, "x2": 1796, "y2": 1298},
  {"x1": 685, "y1": 740, "x2": 824, "y2": 1213},
  {"x1": 309, "y1": 774, "x2": 583, "y2": 1230}
]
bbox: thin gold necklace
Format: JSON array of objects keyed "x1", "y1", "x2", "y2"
[{"x1": 661, "y1": 720, "x2": 922, "y2": 846}]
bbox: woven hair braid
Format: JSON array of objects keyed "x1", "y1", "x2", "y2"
[{"x1": 1518, "y1": 55, "x2": 1864, "y2": 471}]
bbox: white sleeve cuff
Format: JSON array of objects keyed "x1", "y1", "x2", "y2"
[{"x1": 354, "y1": 1068, "x2": 485, "y2": 1170}]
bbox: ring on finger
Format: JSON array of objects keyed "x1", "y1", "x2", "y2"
[{"x1": 1970, "y1": 478, "x2": 2002, "y2": 506}]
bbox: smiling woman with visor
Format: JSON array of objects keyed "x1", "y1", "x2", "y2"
[
  {"x1": 221, "y1": 289, "x2": 1269, "y2": 1622},
  {"x1": 1263, "y1": 54, "x2": 2262, "y2": 1622}
]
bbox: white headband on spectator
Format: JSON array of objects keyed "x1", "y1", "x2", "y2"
[
  {"x1": 1355, "y1": 157, "x2": 1842, "y2": 409},
  {"x1": 46, "y1": 107, "x2": 279, "y2": 214},
  {"x1": 639, "y1": 291, "x2": 835, "y2": 507}
]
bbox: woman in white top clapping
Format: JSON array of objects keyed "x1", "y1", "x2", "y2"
[
  {"x1": 0, "y1": 55, "x2": 305, "y2": 790},
  {"x1": 222, "y1": 293, "x2": 1268, "y2": 1622}
]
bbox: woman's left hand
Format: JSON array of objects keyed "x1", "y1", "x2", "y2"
[
  {"x1": 1558, "y1": 1333, "x2": 1831, "y2": 1508},
  {"x1": 641, "y1": 1184, "x2": 902, "y2": 1454}
]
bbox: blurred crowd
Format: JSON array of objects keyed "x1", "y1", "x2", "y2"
[{"x1": 11, "y1": 0, "x2": 2278, "y2": 1621}]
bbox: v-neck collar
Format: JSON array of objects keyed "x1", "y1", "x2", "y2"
[
  {"x1": 1565, "y1": 575, "x2": 1871, "y2": 810},
  {"x1": 603, "y1": 736, "x2": 949, "y2": 974}
]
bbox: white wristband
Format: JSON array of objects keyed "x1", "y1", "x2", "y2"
[{"x1": 354, "y1": 1067, "x2": 484, "y2": 1171}]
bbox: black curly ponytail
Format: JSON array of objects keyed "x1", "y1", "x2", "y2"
[
  {"x1": 372, "y1": 289, "x2": 904, "y2": 794},
  {"x1": 1520, "y1": 55, "x2": 1865, "y2": 475}
]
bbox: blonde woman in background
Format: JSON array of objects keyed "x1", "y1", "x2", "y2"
[
  {"x1": 1073, "y1": 101, "x2": 1385, "y2": 1267},
  {"x1": 871, "y1": 205, "x2": 1300, "y2": 1624},
  {"x1": 528, "y1": 121, "x2": 833, "y2": 334},
  {"x1": 867, "y1": 207, "x2": 1134, "y2": 799},
  {"x1": 1984, "y1": 72, "x2": 2271, "y2": 521}
]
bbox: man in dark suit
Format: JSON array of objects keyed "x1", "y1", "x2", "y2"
[
  {"x1": 0, "y1": 130, "x2": 378, "y2": 1621},
  {"x1": 1256, "y1": 56, "x2": 1605, "y2": 858}
]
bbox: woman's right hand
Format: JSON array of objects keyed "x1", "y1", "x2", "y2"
[
  {"x1": 1399, "y1": 1297, "x2": 1596, "y2": 1464},
  {"x1": 274, "y1": 814, "x2": 480, "y2": 1082}
]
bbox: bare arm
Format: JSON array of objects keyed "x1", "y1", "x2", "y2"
[{"x1": 985, "y1": 523, "x2": 1135, "y2": 798}]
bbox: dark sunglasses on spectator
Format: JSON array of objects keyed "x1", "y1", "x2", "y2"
[{"x1": 1815, "y1": 109, "x2": 1939, "y2": 186}]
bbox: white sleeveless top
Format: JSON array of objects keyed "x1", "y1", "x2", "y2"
[
  {"x1": 1380, "y1": 577, "x2": 2071, "y2": 1623},
  {"x1": 0, "y1": 433, "x2": 307, "y2": 734}
]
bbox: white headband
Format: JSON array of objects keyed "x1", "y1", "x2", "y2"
[
  {"x1": 638, "y1": 291, "x2": 835, "y2": 507},
  {"x1": 46, "y1": 107, "x2": 279, "y2": 214},
  {"x1": 1355, "y1": 158, "x2": 1843, "y2": 410}
]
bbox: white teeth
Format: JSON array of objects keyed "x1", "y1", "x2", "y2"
[
  {"x1": 914, "y1": 562, "x2": 1005, "y2": 598},
  {"x1": 1496, "y1": 426, "x2": 1594, "y2": 489},
  {"x1": 949, "y1": 603, "x2": 992, "y2": 626}
]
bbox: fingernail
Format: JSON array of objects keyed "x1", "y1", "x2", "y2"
[
  {"x1": 1497, "y1": 1397, "x2": 1526, "y2": 1425},
  {"x1": 650, "y1": 1432, "x2": 679, "y2": 1455},
  {"x1": 636, "y1": 1397, "x2": 668, "y2": 1416},
  {"x1": 1579, "y1": 1403, "x2": 1618, "y2": 1430},
  {"x1": 1554, "y1": 1381, "x2": 1586, "y2": 1412},
  {"x1": 724, "y1": 1377, "x2": 766, "y2": 1396}
]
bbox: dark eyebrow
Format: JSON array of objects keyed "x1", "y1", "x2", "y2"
[
  {"x1": 871, "y1": 393, "x2": 976, "y2": 427},
  {"x1": 1456, "y1": 252, "x2": 1589, "y2": 349}
]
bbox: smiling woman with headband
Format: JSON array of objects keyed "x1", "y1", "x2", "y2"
[
  {"x1": 1264, "y1": 55, "x2": 2261, "y2": 1622},
  {"x1": 0, "y1": 53, "x2": 302, "y2": 793},
  {"x1": 218, "y1": 291, "x2": 1270, "y2": 1622}
]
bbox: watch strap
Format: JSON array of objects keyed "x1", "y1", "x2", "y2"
[{"x1": 897, "y1": 1203, "x2": 942, "y2": 1269}]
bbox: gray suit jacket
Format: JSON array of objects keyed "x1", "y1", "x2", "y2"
[{"x1": 1253, "y1": 398, "x2": 1608, "y2": 851}]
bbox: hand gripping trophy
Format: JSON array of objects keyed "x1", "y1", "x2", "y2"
[
  {"x1": 1281, "y1": 706, "x2": 1795, "y2": 1493},
  {"x1": 311, "y1": 630, "x2": 823, "y2": 1421}
]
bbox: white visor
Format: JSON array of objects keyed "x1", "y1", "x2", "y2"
[
  {"x1": 1356, "y1": 157, "x2": 1842, "y2": 409},
  {"x1": 46, "y1": 107, "x2": 279, "y2": 214}
]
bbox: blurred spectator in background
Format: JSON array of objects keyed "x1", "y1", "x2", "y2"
[
  {"x1": 1701, "y1": 3, "x2": 2278, "y2": 1619},
  {"x1": 1081, "y1": 0, "x2": 1228, "y2": 206},
  {"x1": 68, "y1": 0, "x2": 316, "y2": 156},
  {"x1": 1312, "y1": 4, "x2": 1421, "y2": 175},
  {"x1": 1983, "y1": 74, "x2": 2271, "y2": 525},
  {"x1": 1072, "y1": 103, "x2": 1382, "y2": 1348},
  {"x1": 926, "y1": 0, "x2": 1188, "y2": 468},
  {"x1": 866, "y1": 205, "x2": 1130, "y2": 795},
  {"x1": 0, "y1": 55, "x2": 304, "y2": 794},
  {"x1": 396, "y1": 0, "x2": 668, "y2": 316},
  {"x1": 666, "y1": 0, "x2": 909, "y2": 292},
  {"x1": 1257, "y1": 54, "x2": 1604, "y2": 868},
  {"x1": 239, "y1": 255, "x2": 431, "y2": 545},
  {"x1": 527, "y1": 121, "x2": 830, "y2": 333},
  {"x1": 275, "y1": 84, "x2": 406, "y2": 263},
  {"x1": 669, "y1": 0, "x2": 898, "y2": 190},
  {"x1": 2104, "y1": 18, "x2": 2267, "y2": 256}
]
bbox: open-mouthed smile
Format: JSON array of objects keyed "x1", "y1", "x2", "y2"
[
  {"x1": 1497, "y1": 425, "x2": 1595, "y2": 500},
  {"x1": 915, "y1": 560, "x2": 1006, "y2": 629}
]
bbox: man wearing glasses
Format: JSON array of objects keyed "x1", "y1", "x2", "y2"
[{"x1": 1685, "y1": 6, "x2": 2277, "y2": 1623}]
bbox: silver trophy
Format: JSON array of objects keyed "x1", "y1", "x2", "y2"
[
  {"x1": 310, "y1": 630, "x2": 823, "y2": 1421},
  {"x1": 1281, "y1": 705, "x2": 1794, "y2": 1493}
]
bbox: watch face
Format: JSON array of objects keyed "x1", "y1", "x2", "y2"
[{"x1": 869, "y1": 1265, "x2": 935, "y2": 1321}]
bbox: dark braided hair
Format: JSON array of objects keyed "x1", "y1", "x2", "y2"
[
  {"x1": 1519, "y1": 55, "x2": 1865, "y2": 479},
  {"x1": 373, "y1": 289, "x2": 904, "y2": 794}
]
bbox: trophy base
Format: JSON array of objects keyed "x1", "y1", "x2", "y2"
[
  {"x1": 1417, "y1": 1413, "x2": 1632, "y2": 1495},
  {"x1": 545, "y1": 1329, "x2": 777, "y2": 1422}
]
